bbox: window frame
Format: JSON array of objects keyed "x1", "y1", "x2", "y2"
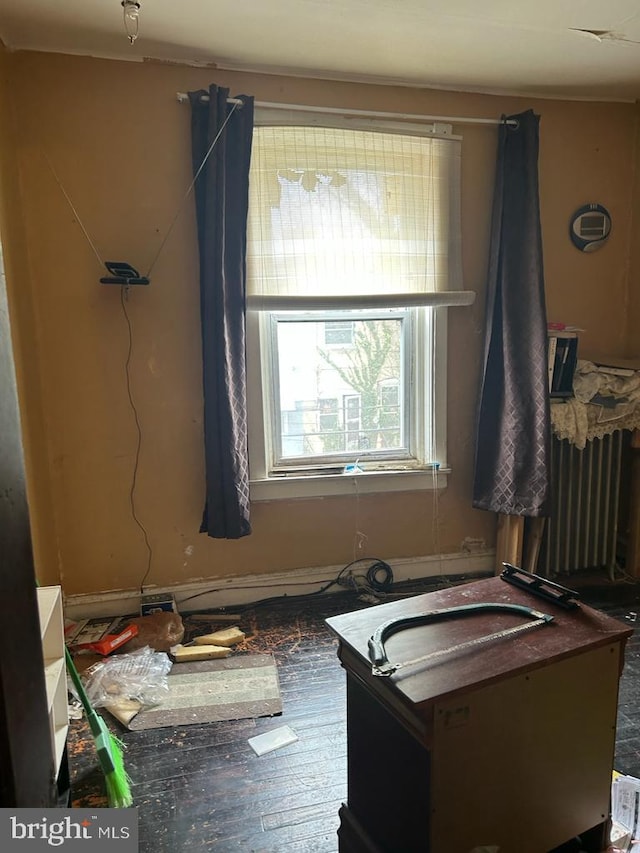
[
  {"x1": 245, "y1": 113, "x2": 455, "y2": 500},
  {"x1": 246, "y1": 306, "x2": 449, "y2": 500},
  {"x1": 267, "y1": 307, "x2": 413, "y2": 469}
]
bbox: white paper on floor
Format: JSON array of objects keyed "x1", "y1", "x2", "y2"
[{"x1": 248, "y1": 724, "x2": 299, "y2": 756}]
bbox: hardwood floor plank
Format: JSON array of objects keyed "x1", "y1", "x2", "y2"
[
  {"x1": 261, "y1": 798, "x2": 345, "y2": 831},
  {"x1": 172, "y1": 812, "x2": 342, "y2": 853}
]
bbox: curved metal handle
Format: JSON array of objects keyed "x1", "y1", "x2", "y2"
[{"x1": 367, "y1": 602, "x2": 553, "y2": 670}]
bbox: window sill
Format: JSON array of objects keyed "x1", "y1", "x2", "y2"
[{"x1": 250, "y1": 467, "x2": 449, "y2": 501}]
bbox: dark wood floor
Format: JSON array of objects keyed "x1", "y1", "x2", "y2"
[{"x1": 67, "y1": 571, "x2": 640, "y2": 852}]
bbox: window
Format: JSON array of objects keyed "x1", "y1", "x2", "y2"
[
  {"x1": 324, "y1": 320, "x2": 355, "y2": 347},
  {"x1": 245, "y1": 118, "x2": 472, "y2": 497},
  {"x1": 267, "y1": 310, "x2": 410, "y2": 466}
]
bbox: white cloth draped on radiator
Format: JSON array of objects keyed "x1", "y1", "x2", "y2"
[{"x1": 551, "y1": 360, "x2": 640, "y2": 449}]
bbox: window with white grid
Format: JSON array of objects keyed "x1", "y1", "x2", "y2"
[{"x1": 245, "y1": 118, "x2": 470, "y2": 497}]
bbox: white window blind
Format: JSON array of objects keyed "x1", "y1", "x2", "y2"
[{"x1": 246, "y1": 125, "x2": 473, "y2": 310}]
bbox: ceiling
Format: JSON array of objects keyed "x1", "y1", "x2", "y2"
[{"x1": 1, "y1": 0, "x2": 640, "y2": 102}]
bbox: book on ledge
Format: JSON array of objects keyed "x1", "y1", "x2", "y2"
[{"x1": 548, "y1": 328, "x2": 579, "y2": 397}]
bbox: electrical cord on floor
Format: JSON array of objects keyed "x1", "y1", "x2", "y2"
[
  {"x1": 366, "y1": 559, "x2": 394, "y2": 592},
  {"x1": 335, "y1": 558, "x2": 394, "y2": 595},
  {"x1": 176, "y1": 557, "x2": 395, "y2": 611}
]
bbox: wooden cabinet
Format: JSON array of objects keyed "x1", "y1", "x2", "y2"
[
  {"x1": 326, "y1": 576, "x2": 632, "y2": 853},
  {"x1": 36, "y1": 585, "x2": 69, "y2": 781}
]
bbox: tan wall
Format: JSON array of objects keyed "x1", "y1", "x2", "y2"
[
  {"x1": 0, "y1": 50, "x2": 637, "y2": 596},
  {"x1": 626, "y1": 103, "x2": 640, "y2": 355}
]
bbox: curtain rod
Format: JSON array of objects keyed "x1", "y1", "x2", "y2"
[{"x1": 175, "y1": 93, "x2": 517, "y2": 127}]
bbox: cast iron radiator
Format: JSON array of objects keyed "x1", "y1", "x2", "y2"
[{"x1": 538, "y1": 432, "x2": 624, "y2": 578}]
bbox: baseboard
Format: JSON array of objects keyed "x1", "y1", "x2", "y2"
[{"x1": 63, "y1": 549, "x2": 496, "y2": 620}]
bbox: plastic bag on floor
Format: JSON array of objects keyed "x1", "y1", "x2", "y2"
[{"x1": 81, "y1": 645, "x2": 172, "y2": 708}]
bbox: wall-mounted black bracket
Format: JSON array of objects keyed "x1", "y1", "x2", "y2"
[{"x1": 99, "y1": 261, "x2": 149, "y2": 286}]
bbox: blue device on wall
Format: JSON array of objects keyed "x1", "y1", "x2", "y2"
[{"x1": 569, "y1": 203, "x2": 611, "y2": 252}]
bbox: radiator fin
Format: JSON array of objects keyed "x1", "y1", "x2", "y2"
[{"x1": 539, "y1": 433, "x2": 623, "y2": 577}]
